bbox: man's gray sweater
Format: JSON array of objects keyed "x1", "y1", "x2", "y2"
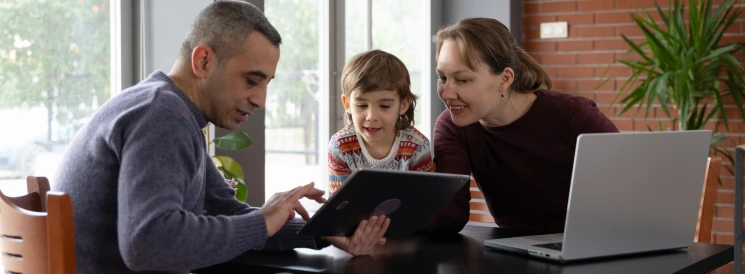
[{"x1": 54, "y1": 71, "x2": 325, "y2": 274}]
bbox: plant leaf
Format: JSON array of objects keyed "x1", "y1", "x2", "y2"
[
  {"x1": 234, "y1": 177, "x2": 247, "y2": 203},
  {"x1": 213, "y1": 156, "x2": 245, "y2": 183},
  {"x1": 614, "y1": 0, "x2": 744, "y2": 136},
  {"x1": 656, "y1": 73, "x2": 672, "y2": 118},
  {"x1": 694, "y1": 102, "x2": 707, "y2": 130},
  {"x1": 621, "y1": 34, "x2": 653, "y2": 63},
  {"x1": 213, "y1": 131, "x2": 253, "y2": 151}
]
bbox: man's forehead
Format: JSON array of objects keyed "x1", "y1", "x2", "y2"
[{"x1": 229, "y1": 44, "x2": 279, "y2": 79}]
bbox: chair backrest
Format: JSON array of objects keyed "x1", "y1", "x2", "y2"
[
  {"x1": 0, "y1": 176, "x2": 76, "y2": 274},
  {"x1": 695, "y1": 156, "x2": 721, "y2": 243}
]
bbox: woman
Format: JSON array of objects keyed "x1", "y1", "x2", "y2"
[{"x1": 421, "y1": 18, "x2": 618, "y2": 233}]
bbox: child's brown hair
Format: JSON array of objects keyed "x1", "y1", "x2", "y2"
[{"x1": 340, "y1": 49, "x2": 418, "y2": 130}]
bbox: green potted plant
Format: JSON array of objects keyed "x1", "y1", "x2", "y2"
[
  {"x1": 209, "y1": 131, "x2": 252, "y2": 203},
  {"x1": 603, "y1": 0, "x2": 745, "y2": 175}
]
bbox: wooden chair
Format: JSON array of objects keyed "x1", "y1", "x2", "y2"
[
  {"x1": 0, "y1": 176, "x2": 76, "y2": 274},
  {"x1": 695, "y1": 156, "x2": 721, "y2": 243}
]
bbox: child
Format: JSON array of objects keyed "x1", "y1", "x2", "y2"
[{"x1": 328, "y1": 49, "x2": 435, "y2": 195}]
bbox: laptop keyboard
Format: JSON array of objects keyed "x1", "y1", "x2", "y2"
[{"x1": 534, "y1": 242, "x2": 563, "y2": 251}]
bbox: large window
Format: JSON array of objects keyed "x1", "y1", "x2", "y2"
[
  {"x1": 264, "y1": 0, "x2": 432, "y2": 207},
  {"x1": 264, "y1": 0, "x2": 328, "y2": 208},
  {"x1": 346, "y1": 0, "x2": 432, "y2": 139},
  {"x1": 0, "y1": 0, "x2": 114, "y2": 196}
]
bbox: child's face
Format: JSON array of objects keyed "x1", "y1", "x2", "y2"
[{"x1": 343, "y1": 89, "x2": 410, "y2": 146}]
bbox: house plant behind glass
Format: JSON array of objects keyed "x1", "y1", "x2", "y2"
[
  {"x1": 603, "y1": 0, "x2": 745, "y2": 176},
  {"x1": 208, "y1": 131, "x2": 252, "y2": 203}
]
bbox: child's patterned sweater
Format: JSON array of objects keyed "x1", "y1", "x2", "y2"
[{"x1": 327, "y1": 125, "x2": 435, "y2": 195}]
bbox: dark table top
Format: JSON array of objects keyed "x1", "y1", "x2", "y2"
[{"x1": 194, "y1": 225, "x2": 733, "y2": 274}]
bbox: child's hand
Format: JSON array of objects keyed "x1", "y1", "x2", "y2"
[{"x1": 322, "y1": 215, "x2": 390, "y2": 256}]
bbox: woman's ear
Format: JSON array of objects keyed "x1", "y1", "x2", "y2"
[
  {"x1": 501, "y1": 67, "x2": 515, "y2": 90},
  {"x1": 341, "y1": 94, "x2": 351, "y2": 112},
  {"x1": 399, "y1": 97, "x2": 411, "y2": 115}
]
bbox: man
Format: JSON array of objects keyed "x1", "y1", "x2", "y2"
[{"x1": 54, "y1": 1, "x2": 389, "y2": 273}]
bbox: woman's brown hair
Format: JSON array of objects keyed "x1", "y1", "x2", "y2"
[
  {"x1": 340, "y1": 49, "x2": 418, "y2": 130},
  {"x1": 435, "y1": 18, "x2": 551, "y2": 93}
]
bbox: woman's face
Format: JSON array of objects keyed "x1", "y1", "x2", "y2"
[{"x1": 435, "y1": 39, "x2": 510, "y2": 127}]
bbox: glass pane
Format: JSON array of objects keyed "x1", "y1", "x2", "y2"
[
  {"x1": 264, "y1": 0, "x2": 326, "y2": 207},
  {"x1": 371, "y1": 0, "x2": 430, "y2": 138},
  {"x1": 344, "y1": 0, "x2": 367, "y2": 61},
  {"x1": 0, "y1": 0, "x2": 112, "y2": 196}
]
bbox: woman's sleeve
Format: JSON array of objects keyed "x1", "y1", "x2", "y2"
[{"x1": 419, "y1": 111, "x2": 472, "y2": 234}]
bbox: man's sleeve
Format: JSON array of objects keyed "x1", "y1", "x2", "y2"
[
  {"x1": 116, "y1": 106, "x2": 267, "y2": 272},
  {"x1": 203, "y1": 137, "x2": 329, "y2": 251}
]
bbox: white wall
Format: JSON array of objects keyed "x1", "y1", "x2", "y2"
[
  {"x1": 442, "y1": 0, "x2": 512, "y2": 29},
  {"x1": 142, "y1": 0, "x2": 211, "y2": 74}
]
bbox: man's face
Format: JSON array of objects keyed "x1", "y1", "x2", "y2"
[{"x1": 201, "y1": 31, "x2": 280, "y2": 130}]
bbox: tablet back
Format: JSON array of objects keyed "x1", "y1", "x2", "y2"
[{"x1": 297, "y1": 169, "x2": 470, "y2": 237}]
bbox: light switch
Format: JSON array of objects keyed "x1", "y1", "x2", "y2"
[{"x1": 540, "y1": 22, "x2": 568, "y2": 39}]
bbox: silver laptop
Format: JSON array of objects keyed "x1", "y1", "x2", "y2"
[{"x1": 484, "y1": 130, "x2": 713, "y2": 262}]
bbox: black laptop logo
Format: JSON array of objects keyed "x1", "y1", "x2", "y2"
[
  {"x1": 336, "y1": 201, "x2": 349, "y2": 210},
  {"x1": 373, "y1": 199, "x2": 401, "y2": 216}
]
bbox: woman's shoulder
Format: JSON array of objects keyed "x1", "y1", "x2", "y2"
[
  {"x1": 535, "y1": 89, "x2": 618, "y2": 133},
  {"x1": 434, "y1": 110, "x2": 480, "y2": 130},
  {"x1": 433, "y1": 110, "x2": 484, "y2": 142},
  {"x1": 535, "y1": 89, "x2": 600, "y2": 116},
  {"x1": 537, "y1": 89, "x2": 596, "y2": 105}
]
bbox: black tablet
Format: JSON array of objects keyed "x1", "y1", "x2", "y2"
[{"x1": 297, "y1": 168, "x2": 470, "y2": 238}]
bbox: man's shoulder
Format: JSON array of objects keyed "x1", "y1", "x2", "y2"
[
  {"x1": 102, "y1": 79, "x2": 192, "y2": 125},
  {"x1": 117, "y1": 80, "x2": 188, "y2": 113}
]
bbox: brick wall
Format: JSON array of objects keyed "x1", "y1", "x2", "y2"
[{"x1": 516, "y1": 0, "x2": 745, "y2": 272}]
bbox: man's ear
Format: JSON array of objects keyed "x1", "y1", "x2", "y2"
[
  {"x1": 501, "y1": 67, "x2": 515, "y2": 90},
  {"x1": 191, "y1": 45, "x2": 216, "y2": 78},
  {"x1": 399, "y1": 97, "x2": 411, "y2": 115},
  {"x1": 341, "y1": 94, "x2": 350, "y2": 112}
]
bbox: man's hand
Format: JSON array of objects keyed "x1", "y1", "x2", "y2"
[
  {"x1": 259, "y1": 182, "x2": 326, "y2": 237},
  {"x1": 323, "y1": 215, "x2": 390, "y2": 256}
]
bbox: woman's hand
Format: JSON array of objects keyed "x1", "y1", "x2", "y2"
[{"x1": 323, "y1": 215, "x2": 390, "y2": 256}]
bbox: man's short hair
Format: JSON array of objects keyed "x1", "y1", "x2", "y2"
[{"x1": 179, "y1": 0, "x2": 282, "y2": 65}]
